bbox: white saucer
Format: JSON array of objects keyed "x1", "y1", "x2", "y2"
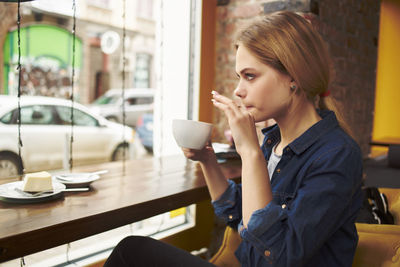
[
  {"x1": 0, "y1": 181, "x2": 66, "y2": 204},
  {"x1": 54, "y1": 173, "x2": 100, "y2": 188}
]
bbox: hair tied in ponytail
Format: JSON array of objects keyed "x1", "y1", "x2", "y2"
[{"x1": 319, "y1": 90, "x2": 331, "y2": 97}]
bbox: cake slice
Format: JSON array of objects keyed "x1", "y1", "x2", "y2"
[{"x1": 22, "y1": 171, "x2": 53, "y2": 192}]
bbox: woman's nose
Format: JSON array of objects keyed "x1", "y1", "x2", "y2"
[{"x1": 234, "y1": 84, "x2": 246, "y2": 98}]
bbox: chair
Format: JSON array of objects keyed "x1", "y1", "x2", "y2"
[
  {"x1": 209, "y1": 224, "x2": 400, "y2": 267},
  {"x1": 352, "y1": 188, "x2": 400, "y2": 266},
  {"x1": 209, "y1": 226, "x2": 241, "y2": 267},
  {"x1": 353, "y1": 223, "x2": 400, "y2": 267}
]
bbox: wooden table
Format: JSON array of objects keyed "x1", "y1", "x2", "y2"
[{"x1": 0, "y1": 155, "x2": 242, "y2": 263}]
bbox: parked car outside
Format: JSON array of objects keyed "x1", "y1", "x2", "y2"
[
  {"x1": 136, "y1": 113, "x2": 153, "y2": 153},
  {"x1": 0, "y1": 95, "x2": 135, "y2": 178},
  {"x1": 90, "y1": 88, "x2": 154, "y2": 127}
]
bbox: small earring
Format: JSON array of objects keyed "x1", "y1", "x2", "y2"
[{"x1": 290, "y1": 85, "x2": 297, "y2": 91}]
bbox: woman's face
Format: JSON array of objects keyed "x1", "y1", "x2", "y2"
[{"x1": 234, "y1": 45, "x2": 295, "y2": 123}]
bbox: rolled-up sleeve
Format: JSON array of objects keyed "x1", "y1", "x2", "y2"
[
  {"x1": 212, "y1": 179, "x2": 243, "y2": 229},
  {"x1": 238, "y1": 201, "x2": 288, "y2": 262}
]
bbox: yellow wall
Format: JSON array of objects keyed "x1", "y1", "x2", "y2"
[{"x1": 372, "y1": 0, "x2": 400, "y2": 140}]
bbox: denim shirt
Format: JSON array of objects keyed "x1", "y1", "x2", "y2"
[{"x1": 212, "y1": 110, "x2": 363, "y2": 267}]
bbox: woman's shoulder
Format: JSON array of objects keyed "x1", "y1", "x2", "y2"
[
  {"x1": 316, "y1": 110, "x2": 360, "y2": 151},
  {"x1": 308, "y1": 127, "x2": 363, "y2": 172},
  {"x1": 290, "y1": 110, "x2": 357, "y2": 160},
  {"x1": 319, "y1": 126, "x2": 361, "y2": 154}
]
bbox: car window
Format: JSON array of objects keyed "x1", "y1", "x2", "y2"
[
  {"x1": 20, "y1": 105, "x2": 54, "y2": 125},
  {"x1": 0, "y1": 111, "x2": 13, "y2": 124},
  {"x1": 94, "y1": 95, "x2": 119, "y2": 105},
  {"x1": 126, "y1": 97, "x2": 153, "y2": 105},
  {"x1": 56, "y1": 106, "x2": 99, "y2": 126}
]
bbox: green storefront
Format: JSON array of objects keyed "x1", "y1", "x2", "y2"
[{"x1": 3, "y1": 24, "x2": 82, "y2": 97}]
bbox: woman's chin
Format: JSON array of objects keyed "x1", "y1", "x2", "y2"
[{"x1": 254, "y1": 114, "x2": 275, "y2": 124}]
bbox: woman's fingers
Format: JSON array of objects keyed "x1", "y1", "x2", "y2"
[
  {"x1": 212, "y1": 91, "x2": 239, "y2": 108},
  {"x1": 212, "y1": 91, "x2": 253, "y2": 124},
  {"x1": 181, "y1": 145, "x2": 215, "y2": 162},
  {"x1": 182, "y1": 148, "x2": 202, "y2": 161},
  {"x1": 212, "y1": 91, "x2": 242, "y2": 117}
]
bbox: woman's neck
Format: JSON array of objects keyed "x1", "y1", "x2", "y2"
[{"x1": 275, "y1": 101, "x2": 321, "y2": 155}]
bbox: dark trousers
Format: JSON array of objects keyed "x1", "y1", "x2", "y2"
[{"x1": 104, "y1": 236, "x2": 217, "y2": 267}]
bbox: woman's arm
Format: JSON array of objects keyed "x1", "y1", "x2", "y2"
[
  {"x1": 199, "y1": 158, "x2": 230, "y2": 201},
  {"x1": 211, "y1": 92, "x2": 273, "y2": 226},
  {"x1": 241, "y1": 149, "x2": 272, "y2": 226},
  {"x1": 182, "y1": 145, "x2": 229, "y2": 201}
]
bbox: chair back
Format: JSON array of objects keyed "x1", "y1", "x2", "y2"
[
  {"x1": 209, "y1": 226, "x2": 241, "y2": 267},
  {"x1": 209, "y1": 223, "x2": 400, "y2": 267},
  {"x1": 353, "y1": 223, "x2": 400, "y2": 267}
]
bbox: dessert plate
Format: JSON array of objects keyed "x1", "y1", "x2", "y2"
[
  {"x1": 54, "y1": 172, "x2": 101, "y2": 188},
  {"x1": 212, "y1": 143, "x2": 240, "y2": 160},
  {"x1": 0, "y1": 181, "x2": 66, "y2": 204}
]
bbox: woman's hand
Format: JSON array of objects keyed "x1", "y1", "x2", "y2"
[
  {"x1": 182, "y1": 140, "x2": 229, "y2": 201},
  {"x1": 181, "y1": 141, "x2": 217, "y2": 164},
  {"x1": 211, "y1": 91, "x2": 259, "y2": 156}
]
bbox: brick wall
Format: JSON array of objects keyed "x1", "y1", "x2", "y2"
[
  {"x1": 213, "y1": 0, "x2": 380, "y2": 156},
  {"x1": 214, "y1": 0, "x2": 266, "y2": 143},
  {"x1": 314, "y1": 0, "x2": 380, "y2": 156}
]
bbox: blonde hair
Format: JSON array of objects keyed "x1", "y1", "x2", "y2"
[{"x1": 235, "y1": 11, "x2": 352, "y2": 136}]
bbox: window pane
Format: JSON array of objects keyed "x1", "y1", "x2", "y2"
[
  {"x1": 135, "y1": 97, "x2": 153, "y2": 105},
  {"x1": 0, "y1": 111, "x2": 13, "y2": 124},
  {"x1": 134, "y1": 53, "x2": 151, "y2": 88},
  {"x1": 20, "y1": 105, "x2": 54, "y2": 125},
  {"x1": 55, "y1": 106, "x2": 98, "y2": 126},
  {"x1": 0, "y1": 0, "x2": 200, "y2": 266},
  {"x1": 93, "y1": 95, "x2": 119, "y2": 105},
  {"x1": 74, "y1": 109, "x2": 98, "y2": 126}
]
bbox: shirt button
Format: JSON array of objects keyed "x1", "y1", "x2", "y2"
[
  {"x1": 264, "y1": 250, "x2": 271, "y2": 257},
  {"x1": 281, "y1": 204, "x2": 287, "y2": 209},
  {"x1": 228, "y1": 215, "x2": 233, "y2": 220},
  {"x1": 276, "y1": 168, "x2": 281, "y2": 173},
  {"x1": 267, "y1": 139, "x2": 272, "y2": 144},
  {"x1": 286, "y1": 147, "x2": 290, "y2": 152}
]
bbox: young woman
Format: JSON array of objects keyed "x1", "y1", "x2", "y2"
[{"x1": 105, "y1": 11, "x2": 363, "y2": 267}]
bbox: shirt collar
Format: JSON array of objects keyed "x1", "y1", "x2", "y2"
[{"x1": 262, "y1": 110, "x2": 339, "y2": 155}]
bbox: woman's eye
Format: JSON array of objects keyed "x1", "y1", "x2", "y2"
[{"x1": 244, "y1": 73, "x2": 255, "y2": 81}]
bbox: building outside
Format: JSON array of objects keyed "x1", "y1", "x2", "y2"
[{"x1": 1, "y1": 0, "x2": 155, "y2": 104}]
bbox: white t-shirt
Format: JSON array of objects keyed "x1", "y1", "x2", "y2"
[{"x1": 267, "y1": 145, "x2": 282, "y2": 180}]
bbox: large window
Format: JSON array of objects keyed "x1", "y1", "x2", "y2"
[{"x1": 1, "y1": 0, "x2": 206, "y2": 266}]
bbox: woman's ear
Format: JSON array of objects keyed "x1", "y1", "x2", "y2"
[{"x1": 289, "y1": 78, "x2": 297, "y2": 92}]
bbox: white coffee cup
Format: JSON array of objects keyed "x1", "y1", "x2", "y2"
[{"x1": 172, "y1": 119, "x2": 213, "y2": 150}]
